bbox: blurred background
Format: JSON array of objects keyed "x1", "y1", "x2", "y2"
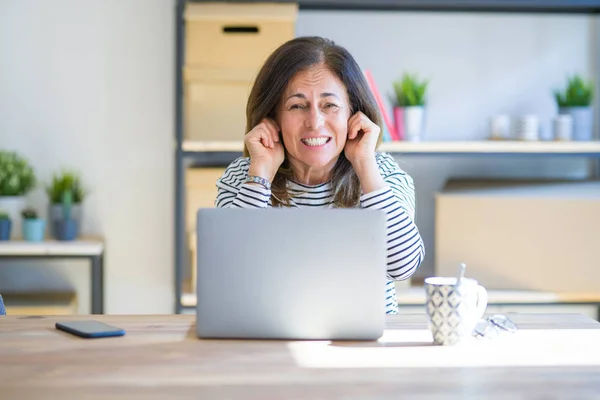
[{"x1": 0, "y1": 0, "x2": 598, "y2": 318}]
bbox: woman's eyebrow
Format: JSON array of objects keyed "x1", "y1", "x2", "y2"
[
  {"x1": 285, "y1": 92, "x2": 341, "y2": 101},
  {"x1": 320, "y1": 92, "x2": 340, "y2": 99},
  {"x1": 285, "y1": 93, "x2": 306, "y2": 101}
]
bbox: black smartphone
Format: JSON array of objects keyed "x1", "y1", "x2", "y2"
[{"x1": 56, "y1": 320, "x2": 125, "y2": 338}]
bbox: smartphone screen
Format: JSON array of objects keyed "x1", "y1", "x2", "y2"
[{"x1": 56, "y1": 320, "x2": 125, "y2": 338}]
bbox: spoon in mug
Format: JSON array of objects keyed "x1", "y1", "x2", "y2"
[{"x1": 457, "y1": 263, "x2": 467, "y2": 286}]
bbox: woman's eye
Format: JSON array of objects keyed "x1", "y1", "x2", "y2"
[
  {"x1": 290, "y1": 104, "x2": 305, "y2": 110},
  {"x1": 325, "y1": 103, "x2": 339, "y2": 109}
]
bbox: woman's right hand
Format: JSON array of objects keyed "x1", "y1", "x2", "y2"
[{"x1": 245, "y1": 118, "x2": 285, "y2": 182}]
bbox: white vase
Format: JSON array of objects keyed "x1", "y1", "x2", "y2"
[
  {"x1": 514, "y1": 115, "x2": 540, "y2": 141},
  {"x1": 0, "y1": 196, "x2": 26, "y2": 239},
  {"x1": 553, "y1": 114, "x2": 573, "y2": 141},
  {"x1": 403, "y1": 106, "x2": 426, "y2": 142},
  {"x1": 489, "y1": 115, "x2": 511, "y2": 140},
  {"x1": 559, "y1": 107, "x2": 593, "y2": 141}
]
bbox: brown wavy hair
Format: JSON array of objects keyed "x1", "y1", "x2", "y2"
[{"x1": 244, "y1": 36, "x2": 382, "y2": 208}]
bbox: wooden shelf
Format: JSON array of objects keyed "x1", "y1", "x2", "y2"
[
  {"x1": 181, "y1": 292, "x2": 197, "y2": 308},
  {"x1": 0, "y1": 238, "x2": 104, "y2": 256},
  {"x1": 183, "y1": 140, "x2": 244, "y2": 153},
  {"x1": 181, "y1": 289, "x2": 600, "y2": 309},
  {"x1": 395, "y1": 288, "x2": 600, "y2": 305},
  {"x1": 378, "y1": 140, "x2": 600, "y2": 154},
  {"x1": 182, "y1": 140, "x2": 600, "y2": 155}
]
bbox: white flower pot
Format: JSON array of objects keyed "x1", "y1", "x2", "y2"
[
  {"x1": 403, "y1": 106, "x2": 426, "y2": 142},
  {"x1": 559, "y1": 107, "x2": 593, "y2": 141},
  {"x1": 0, "y1": 196, "x2": 26, "y2": 239}
]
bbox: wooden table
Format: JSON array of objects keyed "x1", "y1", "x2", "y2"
[
  {"x1": 1, "y1": 313, "x2": 600, "y2": 399},
  {"x1": 0, "y1": 239, "x2": 105, "y2": 313}
]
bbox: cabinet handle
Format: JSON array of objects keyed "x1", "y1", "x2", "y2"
[{"x1": 222, "y1": 26, "x2": 259, "y2": 34}]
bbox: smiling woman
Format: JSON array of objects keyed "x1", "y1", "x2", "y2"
[{"x1": 215, "y1": 36, "x2": 425, "y2": 314}]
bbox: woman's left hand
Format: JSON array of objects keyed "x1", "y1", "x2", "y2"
[{"x1": 344, "y1": 111, "x2": 381, "y2": 167}]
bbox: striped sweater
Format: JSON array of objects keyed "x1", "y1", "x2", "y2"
[{"x1": 215, "y1": 152, "x2": 425, "y2": 314}]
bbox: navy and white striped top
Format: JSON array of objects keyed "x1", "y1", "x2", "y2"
[{"x1": 215, "y1": 152, "x2": 425, "y2": 314}]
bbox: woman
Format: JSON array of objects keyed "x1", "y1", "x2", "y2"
[{"x1": 215, "y1": 36, "x2": 425, "y2": 314}]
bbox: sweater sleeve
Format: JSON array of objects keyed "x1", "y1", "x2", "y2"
[
  {"x1": 215, "y1": 157, "x2": 271, "y2": 209},
  {"x1": 359, "y1": 152, "x2": 425, "y2": 280}
]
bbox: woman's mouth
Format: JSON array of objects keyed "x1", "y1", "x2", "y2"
[{"x1": 301, "y1": 137, "x2": 331, "y2": 147}]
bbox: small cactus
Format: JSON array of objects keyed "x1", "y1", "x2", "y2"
[
  {"x1": 62, "y1": 189, "x2": 73, "y2": 220},
  {"x1": 46, "y1": 170, "x2": 86, "y2": 204},
  {"x1": 21, "y1": 207, "x2": 38, "y2": 220}
]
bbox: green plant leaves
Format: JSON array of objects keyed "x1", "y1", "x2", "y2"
[
  {"x1": 555, "y1": 74, "x2": 594, "y2": 107},
  {"x1": 0, "y1": 151, "x2": 36, "y2": 196},
  {"x1": 393, "y1": 73, "x2": 429, "y2": 107},
  {"x1": 46, "y1": 171, "x2": 86, "y2": 204}
]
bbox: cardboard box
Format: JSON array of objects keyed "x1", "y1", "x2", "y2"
[
  {"x1": 435, "y1": 179, "x2": 600, "y2": 292},
  {"x1": 183, "y1": 3, "x2": 297, "y2": 141},
  {"x1": 183, "y1": 67, "x2": 254, "y2": 141},
  {"x1": 184, "y1": 3, "x2": 297, "y2": 69},
  {"x1": 185, "y1": 167, "x2": 226, "y2": 293},
  {"x1": 185, "y1": 167, "x2": 225, "y2": 233}
]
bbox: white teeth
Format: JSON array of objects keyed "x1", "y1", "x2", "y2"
[{"x1": 302, "y1": 137, "x2": 328, "y2": 146}]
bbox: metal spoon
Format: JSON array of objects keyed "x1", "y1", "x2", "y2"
[{"x1": 457, "y1": 263, "x2": 467, "y2": 286}]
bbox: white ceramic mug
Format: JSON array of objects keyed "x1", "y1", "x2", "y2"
[
  {"x1": 515, "y1": 115, "x2": 539, "y2": 141},
  {"x1": 553, "y1": 114, "x2": 573, "y2": 141},
  {"x1": 425, "y1": 277, "x2": 488, "y2": 345},
  {"x1": 489, "y1": 115, "x2": 510, "y2": 140}
]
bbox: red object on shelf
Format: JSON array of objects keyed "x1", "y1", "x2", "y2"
[
  {"x1": 364, "y1": 70, "x2": 400, "y2": 141},
  {"x1": 393, "y1": 106, "x2": 405, "y2": 141}
]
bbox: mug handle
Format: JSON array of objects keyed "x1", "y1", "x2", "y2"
[{"x1": 474, "y1": 285, "x2": 488, "y2": 321}]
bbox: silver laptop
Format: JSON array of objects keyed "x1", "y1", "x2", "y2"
[{"x1": 195, "y1": 208, "x2": 387, "y2": 340}]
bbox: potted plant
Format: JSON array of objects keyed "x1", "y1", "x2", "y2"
[
  {"x1": 54, "y1": 190, "x2": 78, "y2": 241},
  {"x1": 46, "y1": 170, "x2": 86, "y2": 237},
  {"x1": 21, "y1": 207, "x2": 45, "y2": 242},
  {"x1": 392, "y1": 73, "x2": 429, "y2": 142},
  {"x1": 554, "y1": 74, "x2": 594, "y2": 141},
  {"x1": 0, "y1": 150, "x2": 36, "y2": 239},
  {"x1": 0, "y1": 211, "x2": 11, "y2": 241}
]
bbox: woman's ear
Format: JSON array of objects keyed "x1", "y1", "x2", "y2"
[{"x1": 271, "y1": 110, "x2": 282, "y2": 132}]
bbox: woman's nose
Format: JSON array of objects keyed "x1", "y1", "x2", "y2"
[{"x1": 305, "y1": 106, "x2": 324, "y2": 130}]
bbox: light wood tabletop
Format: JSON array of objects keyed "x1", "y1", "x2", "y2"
[{"x1": 1, "y1": 313, "x2": 600, "y2": 399}]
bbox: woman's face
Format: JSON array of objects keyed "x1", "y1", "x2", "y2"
[{"x1": 277, "y1": 64, "x2": 351, "y2": 170}]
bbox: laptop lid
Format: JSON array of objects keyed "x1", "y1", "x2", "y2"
[{"x1": 195, "y1": 208, "x2": 387, "y2": 340}]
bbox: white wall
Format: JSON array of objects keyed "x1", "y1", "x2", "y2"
[
  {"x1": 297, "y1": 11, "x2": 596, "y2": 278},
  {"x1": 0, "y1": 0, "x2": 174, "y2": 314}
]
